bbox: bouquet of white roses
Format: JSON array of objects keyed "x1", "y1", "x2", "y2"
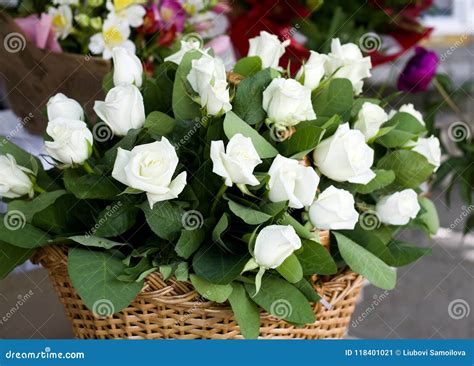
[{"x1": 0, "y1": 31, "x2": 440, "y2": 338}]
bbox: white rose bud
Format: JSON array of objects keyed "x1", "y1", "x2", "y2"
[
  {"x1": 254, "y1": 225, "x2": 302, "y2": 269},
  {"x1": 44, "y1": 118, "x2": 93, "y2": 165},
  {"x1": 211, "y1": 133, "x2": 262, "y2": 187},
  {"x1": 247, "y1": 31, "x2": 290, "y2": 70},
  {"x1": 313, "y1": 123, "x2": 375, "y2": 184},
  {"x1": 112, "y1": 47, "x2": 143, "y2": 88},
  {"x1": 353, "y1": 102, "x2": 388, "y2": 141},
  {"x1": 94, "y1": 84, "x2": 145, "y2": 136},
  {"x1": 165, "y1": 39, "x2": 203, "y2": 65},
  {"x1": 296, "y1": 51, "x2": 328, "y2": 90},
  {"x1": 262, "y1": 78, "x2": 316, "y2": 128},
  {"x1": 187, "y1": 54, "x2": 231, "y2": 116},
  {"x1": 376, "y1": 189, "x2": 421, "y2": 226},
  {"x1": 326, "y1": 38, "x2": 372, "y2": 95},
  {"x1": 47, "y1": 93, "x2": 84, "y2": 121},
  {"x1": 0, "y1": 154, "x2": 34, "y2": 199},
  {"x1": 410, "y1": 136, "x2": 441, "y2": 171},
  {"x1": 309, "y1": 186, "x2": 359, "y2": 230},
  {"x1": 268, "y1": 155, "x2": 319, "y2": 209},
  {"x1": 112, "y1": 137, "x2": 187, "y2": 208},
  {"x1": 388, "y1": 103, "x2": 425, "y2": 126}
]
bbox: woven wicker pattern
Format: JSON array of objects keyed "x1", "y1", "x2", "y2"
[{"x1": 32, "y1": 231, "x2": 364, "y2": 339}]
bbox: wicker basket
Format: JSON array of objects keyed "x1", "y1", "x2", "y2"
[
  {"x1": 32, "y1": 231, "x2": 364, "y2": 339},
  {"x1": 0, "y1": 12, "x2": 110, "y2": 134}
]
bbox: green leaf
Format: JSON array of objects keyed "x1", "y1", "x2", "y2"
[
  {"x1": 276, "y1": 253, "x2": 303, "y2": 283},
  {"x1": 377, "y1": 150, "x2": 435, "y2": 190},
  {"x1": 245, "y1": 275, "x2": 315, "y2": 324},
  {"x1": 294, "y1": 278, "x2": 321, "y2": 303},
  {"x1": 193, "y1": 244, "x2": 249, "y2": 284},
  {"x1": 174, "y1": 262, "x2": 188, "y2": 282},
  {"x1": 354, "y1": 170, "x2": 395, "y2": 194},
  {"x1": 228, "y1": 282, "x2": 260, "y2": 339},
  {"x1": 312, "y1": 78, "x2": 353, "y2": 119},
  {"x1": 233, "y1": 68, "x2": 278, "y2": 125},
  {"x1": 102, "y1": 71, "x2": 113, "y2": 94},
  {"x1": 69, "y1": 236, "x2": 124, "y2": 249},
  {"x1": 376, "y1": 112, "x2": 426, "y2": 148},
  {"x1": 233, "y1": 56, "x2": 262, "y2": 77},
  {"x1": 172, "y1": 50, "x2": 203, "y2": 120},
  {"x1": 8, "y1": 190, "x2": 66, "y2": 222},
  {"x1": 385, "y1": 240, "x2": 431, "y2": 267},
  {"x1": 223, "y1": 111, "x2": 278, "y2": 159},
  {"x1": 228, "y1": 200, "x2": 271, "y2": 225},
  {"x1": 144, "y1": 111, "x2": 175, "y2": 139},
  {"x1": 93, "y1": 201, "x2": 139, "y2": 238},
  {"x1": 417, "y1": 197, "x2": 440, "y2": 235},
  {"x1": 63, "y1": 169, "x2": 122, "y2": 200},
  {"x1": 189, "y1": 274, "x2": 233, "y2": 303},
  {"x1": 0, "y1": 241, "x2": 33, "y2": 279},
  {"x1": 334, "y1": 232, "x2": 396, "y2": 290},
  {"x1": 296, "y1": 239, "x2": 337, "y2": 275},
  {"x1": 175, "y1": 229, "x2": 205, "y2": 259},
  {"x1": 68, "y1": 248, "x2": 143, "y2": 315},
  {"x1": 277, "y1": 120, "x2": 326, "y2": 158},
  {"x1": 212, "y1": 213, "x2": 234, "y2": 252},
  {"x1": 0, "y1": 214, "x2": 51, "y2": 248},
  {"x1": 140, "y1": 201, "x2": 184, "y2": 241}
]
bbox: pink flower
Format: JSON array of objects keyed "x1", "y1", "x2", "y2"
[
  {"x1": 159, "y1": 0, "x2": 185, "y2": 32},
  {"x1": 15, "y1": 14, "x2": 62, "y2": 52}
]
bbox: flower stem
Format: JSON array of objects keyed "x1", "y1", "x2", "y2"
[
  {"x1": 33, "y1": 185, "x2": 45, "y2": 194},
  {"x1": 432, "y1": 78, "x2": 467, "y2": 122},
  {"x1": 211, "y1": 183, "x2": 228, "y2": 216},
  {"x1": 82, "y1": 161, "x2": 95, "y2": 174}
]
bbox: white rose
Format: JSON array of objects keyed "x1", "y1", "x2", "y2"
[
  {"x1": 0, "y1": 154, "x2": 34, "y2": 199},
  {"x1": 309, "y1": 186, "x2": 359, "y2": 230},
  {"x1": 44, "y1": 118, "x2": 93, "y2": 165},
  {"x1": 112, "y1": 138, "x2": 187, "y2": 208},
  {"x1": 296, "y1": 51, "x2": 328, "y2": 90},
  {"x1": 211, "y1": 133, "x2": 262, "y2": 187},
  {"x1": 268, "y1": 155, "x2": 319, "y2": 209},
  {"x1": 94, "y1": 84, "x2": 145, "y2": 136},
  {"x1": 313, "y1": 123, "x2": 375, "y2": 184},
  {"x1": 112, "y1": 47, "x2": 143, "y2": 88},
  {"x1": 47, "y1": 93, "x2": 84, "y2": 121},
  {"x1": 353, "y1": 102, "x2": 388, "y2": 141},
  {"x1": 254, "y1": 225, "x2": 302, "y2": 269},
  {"x1": 247, "y1": 31, "x2": 290, "y2": 70},
  {"x1": 187, "y1": 54, "x2": 231, "y2": 116},
  {"x1": 376, "y1": 189, "x2": 421, "y2": 226},
  {"x1": 165, "y1": 40, "x2": 203, "y2": 65},
  {"x1": 388, "y1": 103, "x2": 425, "y2": 126},
  {"x1": 326, "y1": 38, "x2": 372, "y2": 95},
  {"x1": 410, "y1": 136, "x2": 441, "y2": 171},
  {"x1": 262, "y1": 78, "x2": 316, "y2": 128}
]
